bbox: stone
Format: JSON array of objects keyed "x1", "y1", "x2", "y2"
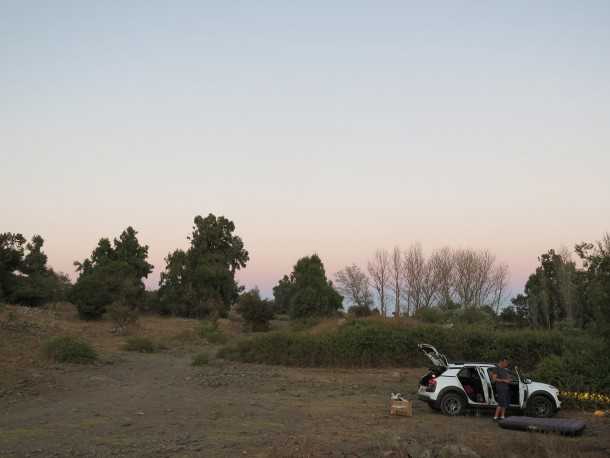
[{"x1": 404, "y1": 442, "x2": 433, "y2": 458}]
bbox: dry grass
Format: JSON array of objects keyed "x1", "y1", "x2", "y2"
[
  {"x1": 465, "y1": 432, "x2": 607, "y2": 458},
  {"x1": 2, "y1": 306, "x2": 609, "y2": 457},
  {"x1": 0, "y1": 303, "x2": 202, "y2": 377}
]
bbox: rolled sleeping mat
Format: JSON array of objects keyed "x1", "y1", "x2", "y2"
[{"x1": 498, "y1": 416, "x2": 586, "y2": 436}]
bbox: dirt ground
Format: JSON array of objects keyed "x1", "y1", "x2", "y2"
[{"x1": 1, "y1": 305, "x2": 609, "y2": 457}]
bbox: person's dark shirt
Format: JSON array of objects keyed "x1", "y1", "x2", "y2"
[{"x1": 493, "y1": 366, "x2": 512, "y2": 385}]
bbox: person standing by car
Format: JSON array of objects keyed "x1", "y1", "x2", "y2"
[{"x1": 491, "y1": 357, "x2": 512, "y2": 420}]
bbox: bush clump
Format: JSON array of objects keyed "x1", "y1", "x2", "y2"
[
  {"x1": 107, "y1": 301, "x2": 139, "y2": 335},
  {"x1": 218, "y1": 319, "x2": 569, "y2": 370},
  {"x1": 533, "y1": 336, "x2": 610, "y2": 394},
  {"x1": 191, "y1": 352, "x2": 210, "y2": 366},
  {"x1": 414, "y1": 307, "x2": 448, "y2": 324},
  {"x1": 238, "y1": 288, "x2": 274, "y2": 332},
  {"x1": 199, "y1": 320, "x2": 227, "y2": 344},
  {"x1": 348, "y1": 305, "x2": 373, "y2": 317},
  {"x1": 43, "y1": 336, "x2": 97, "y2": 363},
  {"x1": 123, "y1": 336, "x2": 161, "y2": 353},
  {"x1": 290, "y1": 316, "x2": 322, "y2": 332}
]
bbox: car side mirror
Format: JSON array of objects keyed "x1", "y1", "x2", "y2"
[{"x1": 524, "y1": 378, "x2": 532, "y2": 384}]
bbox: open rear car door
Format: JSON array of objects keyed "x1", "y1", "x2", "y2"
[
  {"x1": 417, "y1": 344, "x2": 449, "y2": 368},
  {"x1": 477, "y1": 367, "x2": 496, "y2": 406}
]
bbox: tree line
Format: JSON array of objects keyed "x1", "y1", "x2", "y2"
[{"x1": 2, "y1": 216, "x2": 608, "y2": 333}]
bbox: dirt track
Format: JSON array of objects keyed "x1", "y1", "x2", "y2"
[{"x1": 1, "y1": 351, "x2": 609, "y2": 457}]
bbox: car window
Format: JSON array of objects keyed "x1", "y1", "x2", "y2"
[
  {"x1": 487, "y1": 367, "x2": 515, "y2": 380},
  {"x1": 458, "y1": 367, "x2": 476, "y2": 378}
]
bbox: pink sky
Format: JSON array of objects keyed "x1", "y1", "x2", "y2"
[{"x1": 2, "y1": 3, "x2": 609, "y2": 302}]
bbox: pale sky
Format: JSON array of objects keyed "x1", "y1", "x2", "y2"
[{"x1": 2, "y1": 1, "x2": 609, "y2": 299}]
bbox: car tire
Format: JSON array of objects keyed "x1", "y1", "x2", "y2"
[
  {"x1": 439, "y1": 392, "x2": 466, "y2": 416},
  {"x1": 526, "y1": 395, "x2": 555, "y2": 418}
]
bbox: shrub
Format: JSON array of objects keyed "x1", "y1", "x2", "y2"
[
  {"x1": 70, "y1": 261, "x2": 143, "y2": 320},
  {"x1": 290, "y1": 316, "x2": 322, "y2": 332},
  {"x1": 191, "y1": 352, "x2": 210, "y2": 366},
  {"x1": 199, "y1": 320, "x2": 227, "y2": 344},
  {"x1": 348, "y1": 305, "x2": 372, "y2": 317},
  {"x1": 107, "y1": 301, "x2": 139, "y2": 335},
  {"x1": 219, "y1": 318, "x2": 569, "y2": 370},
  {"x1": 456, "y1": 307, "x2": 495, "y2": 324},
  {"x1": 238, "y1": 288, "x2": 274, "y2": 331},
  {"x1": 414, "y1": 307, "x2": 448, "y2": 324},
  {"x1": 534, "y1": 336, "x2": 610, "y2": 394},
  {"x1": 43, "y1": 336, "x2": 97, "y2": 363},
  {"x1": 123, "y1": 336, "x2": 160, "y2": 353}
]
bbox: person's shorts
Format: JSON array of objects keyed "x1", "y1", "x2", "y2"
[{"x1": 496, "y1": 386, "x2": 510, "y2": 408}]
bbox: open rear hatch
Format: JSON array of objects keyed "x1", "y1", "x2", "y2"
[{"x1": 418, "y1": 343, "x2": 449, "y2": 368}]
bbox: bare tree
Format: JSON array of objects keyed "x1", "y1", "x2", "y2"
[
  {"x1": 402, "y1": 243, "x2": 426, "y2": 314},
  {"x1": 453, "y1": 248, "x2": 479, "y2": 307},
  {"x1": 490, "y1": 263, "x2": 509, "y2": 314},
  {"x1": 388, "y1": 246, "x2": 403, "y2": 318},
  {"x1": 454, "y1": 248, "x2": 509, "y2": 309},
  {"x1": 367, "y1": 249, "x2": 391, "y2": 317},
  {"x1": 473, "y1": 250, "x2": 496, "y2": 307},
  {"x1": 420, "y1": 257, "x2": 440, "y2": 309},
  {"x1": 335, "y1": 264, "x2": 373, "y2": 309},
  {"x1": 430, "y1": 246, "x2": 455, "y2": 307}
]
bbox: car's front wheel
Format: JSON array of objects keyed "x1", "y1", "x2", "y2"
[
  {"x1": 526, "y1": 395, "x2": 555, "y2": 418},
  {"x1": 440, "y1": 392, "x2": 466, "y2": 416}
]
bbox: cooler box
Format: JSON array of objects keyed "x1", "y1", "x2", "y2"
[{"x1": 390, "y1": 400, "x2": 413, "y2": 417}]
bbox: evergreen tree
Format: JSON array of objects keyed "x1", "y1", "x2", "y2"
[
  {"x1": 70, "y1": 227, "x2": 152, "y2": 319},
  {"x1": 158, "y1": 214, "x2": 249, "y2": 318},
  {"x1": 273, "y1": 254, "x2": 343, "y2": 319}
]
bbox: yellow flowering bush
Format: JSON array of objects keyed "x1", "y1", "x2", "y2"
[{"x1": 560, "y1": 391, "x2": 610, "y2": 409}]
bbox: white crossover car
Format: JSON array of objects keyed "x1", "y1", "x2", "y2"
[{"x1": 416, "y1": 344, "x2": 561, "y2": 417}]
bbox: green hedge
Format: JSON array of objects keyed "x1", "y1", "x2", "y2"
[
  {"x1": 218, "y1": 319, "x2": 570, "y2": 370},
  {"x1": 533, "y1": 335, "x2": 610, "y2": 394}
]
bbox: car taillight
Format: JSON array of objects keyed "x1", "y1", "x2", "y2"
[{"x1": 426, "y1": 376, "x2": 437, "y2": 392}]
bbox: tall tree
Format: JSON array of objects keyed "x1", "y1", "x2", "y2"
[
  {"x1": 367, "y1": 249, "x2": 390, "y2": 317},
  {"x1": 158, "y1": 214, "x2": 249, "y2": 318},
  {"x1": 0, "y1": 233, "x2": 26, "y2": 301},
  {"x1": 70, "y1": 227, "x2": 152, "y2": 319},
  {"x1": 272, "y1": 275, "x2": 293, "y2": 314},
  {"x1": 575, "y1": 233, "x2": 610, "y2": 330},
  {"x1": 516, "y1": 249, "x2": 576, "y2": 328},
  {"x1": 272, "y1": 254, "x2": 343, "y2": 319},
  {"x1": 0, "y1": 233, "x2": 68, "y2": 306}
]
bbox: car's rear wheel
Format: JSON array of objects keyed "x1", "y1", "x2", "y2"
[
  {"x1": 440, "y1": 392, "x2": 466, "y2": 416},
  {"x1": 526, "y1": 395, "x2": 555, "y2": 418}
]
